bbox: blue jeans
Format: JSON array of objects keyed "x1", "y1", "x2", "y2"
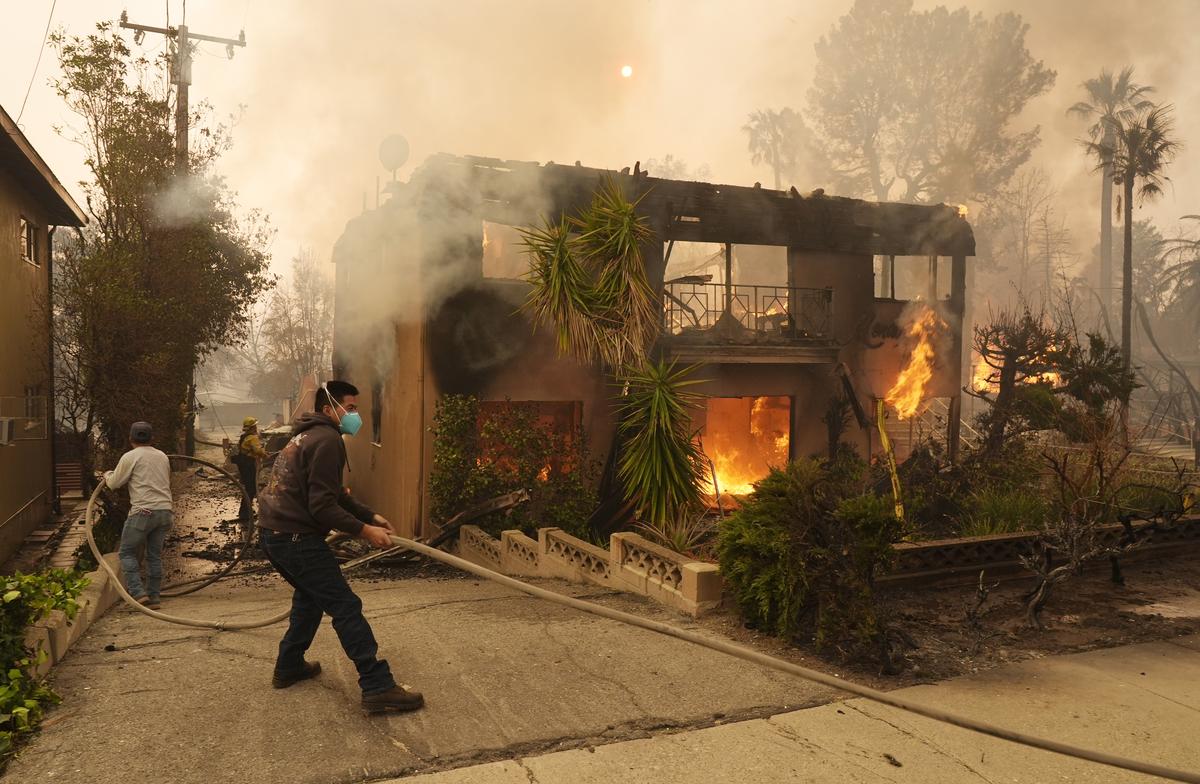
[
  {"x1": 260, "y1": 529, "x2": 396, "y2": 695},
  {"x1": 118, "y1": 509, "x2": 173, "y2": 599}
]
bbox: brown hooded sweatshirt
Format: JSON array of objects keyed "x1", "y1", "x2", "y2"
[{"x1": 257, "y1": 413, "x2": 375, "y2": 536}]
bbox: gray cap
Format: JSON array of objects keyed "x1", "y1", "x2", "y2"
[{"x1": 130, "y1": 421, "x2": 153, "y2": 443}]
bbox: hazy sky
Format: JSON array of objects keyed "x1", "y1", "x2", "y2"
[{"x1": 4, "y1": 0, "x2": 1199, "y2": 277}]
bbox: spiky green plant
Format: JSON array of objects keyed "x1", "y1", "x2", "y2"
[
  {"x1": 521, "y1": 178, "x2": 658, "y2": 370},
  {"x1": 616, "y1": 361, "x2": 709, "y2": 527},
  {"x1": 522, "y1": 180, "x2": 708, "y2": 533},
  {"x1": 521, "y1": 216, "x2": 603, "y2": 359}
]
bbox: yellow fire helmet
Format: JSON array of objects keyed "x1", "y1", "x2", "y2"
[{"x1": 242, "y1": 416, "x2": 258, "y2": 430}]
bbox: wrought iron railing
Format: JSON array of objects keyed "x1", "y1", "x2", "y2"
[{"x1": 662, "y1": 282, "x2": 833, "y2": 343}]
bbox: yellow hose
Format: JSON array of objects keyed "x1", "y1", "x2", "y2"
[{"x1": 876, "y1": 399, "x2": 905, "y2": 521}]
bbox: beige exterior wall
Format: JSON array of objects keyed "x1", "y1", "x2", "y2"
[
  {"x1": 0, "y1": 169, "x2": 53, "y2": 562},
  {"x1": 335, "y1": 203, "x2": 967, "y2": 533},
  {"x1": 341, "y1": 321, "x2": 428, "y2": 540}
]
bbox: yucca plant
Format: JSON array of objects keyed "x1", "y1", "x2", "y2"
[
  {"x1": 521, "y1": 216, "x2": 603, "y2": 359},
  {"x1": 617, "y1": 361, "x2": 709, "y2": 527},
  {"x1": 635, "y1": 505, "x2": 716, "y2": 556},
  {"x1": 521, "y1": 178, "x2": 658, "y2": 369},
  {"x1": 522, "y1": 179, "x2": 709, "y2": 535}
]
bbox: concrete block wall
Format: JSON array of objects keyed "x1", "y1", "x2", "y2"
[{"x1": 458, "y1": 525, "x2": 723, "y2": 617}]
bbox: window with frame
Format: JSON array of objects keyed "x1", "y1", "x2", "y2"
[
  {"x1": 19, "y1": 217, "x2": 39, "y2": 265},
  {"x1": 24, "y1": 385, "x2": 43, "y2": 420}
]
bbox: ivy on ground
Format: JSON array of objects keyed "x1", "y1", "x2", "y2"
[{"x1": 0, "y1": 569, "x2": 88, "y2": 767}]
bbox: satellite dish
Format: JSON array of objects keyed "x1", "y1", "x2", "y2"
[{"x1": 379, "y1": 134, "x2": 410, "y2": 174}]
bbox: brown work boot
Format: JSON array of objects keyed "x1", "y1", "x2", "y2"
[
  {"x1": 361, "y1": 685, "x2": 425, "y2": 714},
  {"x1": 272, "y1": 660, "x2": 322, "y2": 689}
]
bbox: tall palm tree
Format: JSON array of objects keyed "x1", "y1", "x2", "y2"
[
  {"x1": 1086, "y1": 105, "x2": 1181, "y2": 369},
  {"x1": 743, "y1": 108, "x2": 799, "y2": 190},
  {"x1": 1069, "y1": 67, "x2": 1155, "y2": 318}
]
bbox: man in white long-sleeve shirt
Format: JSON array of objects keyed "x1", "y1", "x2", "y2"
[{"x1": 105, "y1": 421, "x2": 173, "y2": 609}]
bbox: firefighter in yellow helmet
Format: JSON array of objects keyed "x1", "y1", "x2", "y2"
[{"x1": 233, "y1": 416, "x2": 269, "y2": 521}]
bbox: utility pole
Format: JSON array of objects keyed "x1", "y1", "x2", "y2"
[{"x1": 119, "y1": 9, "x2": 246, "y2": 455}]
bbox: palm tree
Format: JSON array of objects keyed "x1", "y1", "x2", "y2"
[
  {"x1": 743, "y1": 108, "x2": 800, "y2": 190},
  {"x1": 1069, "y1": 67, "x2": 1155, "y2": 318},
  {"x1": 1085, "y1": 105, "x2": 1181, "y2": 369},
  {"x1": 1158, "y1": 215, "x2": 1200, "y2": 318}
]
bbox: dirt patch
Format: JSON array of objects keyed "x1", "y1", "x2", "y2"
[
  {"x1": 160, "y1": 450, "x2": 261, "y2": 587},
  {"x1": 684, "y1": 554, "x2": 1200, "y2": 691}
]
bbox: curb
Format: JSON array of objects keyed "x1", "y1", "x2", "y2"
[{"x1": 23, "y1": 553, "x2": 123, "y2": 678}]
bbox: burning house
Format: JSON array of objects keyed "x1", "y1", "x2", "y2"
[{"x1": 332, "y1": 155, "x2": 974, "y2": 537}]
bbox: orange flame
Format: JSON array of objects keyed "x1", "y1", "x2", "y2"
[
  {"x1": 885, "y1": 305, "x2": 943, "y2": 420},
  {"x1": 971, "y1": 359, "x2": 993, "y2": 393},
  {"x1": 970, "y1": 346, "x2": 1063, "y2": 395},
  {"x1": 703, "y1": 396, "x2": 790, "y2": 500}
]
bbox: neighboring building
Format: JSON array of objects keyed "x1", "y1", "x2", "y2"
[
  {"x1": 0, "y1": 105, "x2": 87, "y2": 562},
  {"x1": 332, "y1": 155, "x2": 974, "y2": 538}
]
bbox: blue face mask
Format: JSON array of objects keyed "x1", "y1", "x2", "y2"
[{"x1": 338, "y1": 411, "x2": 363, "y2": 436}]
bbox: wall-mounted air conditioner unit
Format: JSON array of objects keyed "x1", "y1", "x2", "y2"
[{"x1": 0, "y1": 417, "x2": 15, "y2": 446}]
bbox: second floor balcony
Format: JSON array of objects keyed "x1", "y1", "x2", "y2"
[{"x1": 662, "y1": 281, "x2": 834, "y2": 349}]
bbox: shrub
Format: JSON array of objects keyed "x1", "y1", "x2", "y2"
[
  {"x1": 717, "y1": 456, "x2": 903, "y2": 664},
  {"x1": 429, "y1": 395, "x2": 600, "y2": 540},
  {"x1": 959, "y1": 487, "x2": 1047, "y2": 537},
  {"x1": 0, "y1": 569, "x2": 88, "y2": 767}
]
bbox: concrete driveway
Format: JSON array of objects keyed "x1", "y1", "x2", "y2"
[{"x1": 6, "y1": 570, "x2": 835, "y2": 784}]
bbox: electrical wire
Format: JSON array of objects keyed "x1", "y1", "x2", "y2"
[
  {"x1": 16, "y1": 0, "x2": 57, "y2": 125},
  {"x1": 86, "y1": 457, "x2": 1200, "y2": 783}
]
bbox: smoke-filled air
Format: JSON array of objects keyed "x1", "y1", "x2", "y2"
[{"x1": 8, "y1": 3, "x2": 1200, "y2": 779}]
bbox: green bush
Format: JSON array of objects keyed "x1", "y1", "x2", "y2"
[
  {"x1": 429, "y1": 395, "x2": 600, "y2": 540},
  {"x1": 717, "y1": 456, "x2": 902, "y2": 662},
  {"x1": 958, "y1": 487, "x2": 1048, "y2": 537},
  {"x1": 0, "y1": 569, "x2": 88, "y2": 766},
  {"x1": 1113, "y1": 481, "x2": 1187, "y2": 522}
]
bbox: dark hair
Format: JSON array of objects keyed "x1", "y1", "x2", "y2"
[{"x1": 315, "y1": 380, "x2": 359, "y2": 413}]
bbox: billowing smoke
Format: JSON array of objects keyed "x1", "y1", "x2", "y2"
[
  {"x1": 332, "y1": 159, "x2": 558, "y2": 385},
  {"x1": 152, "y1": 174, "x2": 216, "y2": 227},
  {"x1": 199, "y1": 0, "x2": 1200, "y2": 276}
]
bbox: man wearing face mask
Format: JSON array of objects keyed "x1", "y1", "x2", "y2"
[{"x1": 257, "y1": 379, "x2": 424, "y2": 714}]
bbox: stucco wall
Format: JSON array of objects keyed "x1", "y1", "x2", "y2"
[
  {"x1": 0, "y1": 169, "x2": 53, "y2": 562},
  {"x1": 334, "y1": 199, "x2": 968, "y2": 532}
]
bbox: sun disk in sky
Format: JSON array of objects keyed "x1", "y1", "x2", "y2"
[{"x1": 620, "y1": 65, "x2": 633, "y2": 78}]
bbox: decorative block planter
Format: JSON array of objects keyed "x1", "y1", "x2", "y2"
[
  {"x1": 456, "y1": 526, "x2": 723, "y2": 617},
  {"x1": 539, "y1": 528, "x2": 614, "y2": 586},
  {"x1": 22, "y1": 553, "x2": 123, "y2": 679},
  {"x1": 881, "y1": 516, "x2": 1200, "y2": 586},
  {"x1": 500, "y1": 530, "x2": 540, "y2": 577}
]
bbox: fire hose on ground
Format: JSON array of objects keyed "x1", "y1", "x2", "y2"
[{"x1": 84, "y1": 456, "x2": 1200, "y2": 783}]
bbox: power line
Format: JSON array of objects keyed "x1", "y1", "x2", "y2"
[{"x1": 16, "y1": 0, "x2": 58, "y2": 125}]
